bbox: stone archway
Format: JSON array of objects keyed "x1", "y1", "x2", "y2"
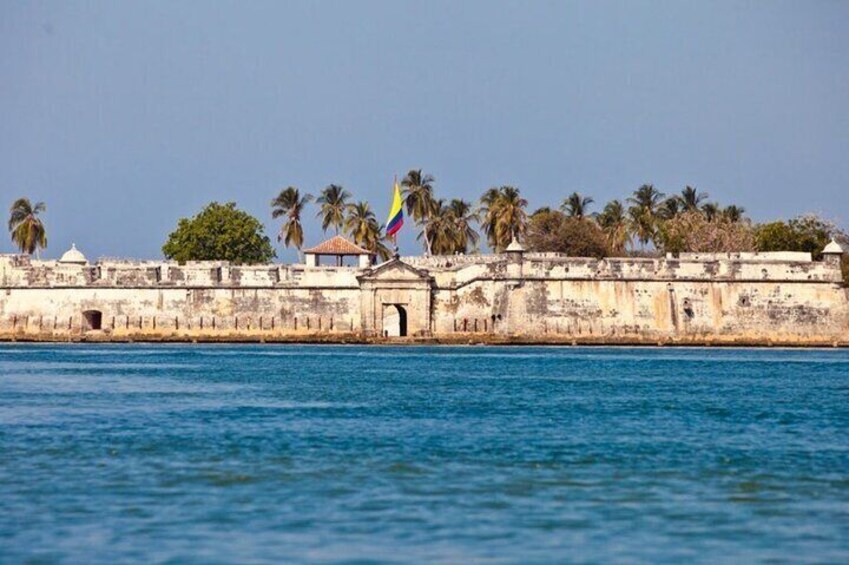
[
  {"x1": 358, "y1": 259, "x2": 434, "y2": 337},
  {"x1": 382, "y1": 304, "x2": 408, "y2": 337}
]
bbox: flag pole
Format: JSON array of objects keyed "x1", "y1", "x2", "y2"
[{"x1": 392, "y1": 175, "x2": 399, "y2": 259}]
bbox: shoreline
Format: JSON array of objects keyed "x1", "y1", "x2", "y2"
[{"x1": 2, "y1": 333, "x2": 846, "y2": 348}]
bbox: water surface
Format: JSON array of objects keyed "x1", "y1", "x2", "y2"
[{"x1": 1, "y1": 344, "x2": 848, "y2": 563}]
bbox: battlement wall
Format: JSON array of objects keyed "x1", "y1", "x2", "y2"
[
  {"x1": 1, "y1": 251, "x2": 846, "y2": 345},
  {"x1": 0, "y1": 256, "x2": 361, "y2": 288},
  {"x1": 1, "y1": 251, "x2": 840, "y2": 289}
]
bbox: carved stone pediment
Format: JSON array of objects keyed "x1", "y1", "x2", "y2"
[{"x1": 358, "y1": 259, "x2": 432, "y2": 284}]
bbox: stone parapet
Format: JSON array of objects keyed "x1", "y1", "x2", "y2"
[{"x1": 2, "y1": 251, "x2": 841, "y2": 289}]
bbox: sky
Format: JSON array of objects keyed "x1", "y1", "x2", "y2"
[{"x1": 1, "y1": 0, "x2": 847, "y2": 261}]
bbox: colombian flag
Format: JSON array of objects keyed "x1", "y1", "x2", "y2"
[{"x1": 386, "y1": 182, "x2": 404, "y2": 237}]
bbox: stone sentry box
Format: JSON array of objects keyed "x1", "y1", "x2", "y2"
[{"x1": 357, "y1": 259, "x2": 434, "y2": 337}]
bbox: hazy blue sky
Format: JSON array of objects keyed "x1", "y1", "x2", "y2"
[{"x1": 2, "y1": 1, "x2": 847, "y2": 260}]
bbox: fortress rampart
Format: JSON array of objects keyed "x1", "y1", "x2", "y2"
[{"x1": 1, "y1": 245, "x2": 847, "y2": 346}]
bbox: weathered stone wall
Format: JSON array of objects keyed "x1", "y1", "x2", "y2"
[{"x1": 1, "y1": 250, "x2": 846, "y2": 345}]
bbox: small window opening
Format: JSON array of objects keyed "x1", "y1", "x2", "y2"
[{"x1": 83, "y1": 310, "x2": 103, "y2": 331}]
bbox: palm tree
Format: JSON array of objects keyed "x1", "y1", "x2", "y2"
[
  {"x1": 271, "y1": 187, "x2": 313, "y2": 251},
  {"x1": 722, "y1": 205, "x2": 746, "y2": 223},
  {"x1": 316, "y1": 184, "x2": 350, "y2": 235},
  {"x1": 596, "y1": 200, "x2": 631, "y2": 255},
  {"x1": 659, "y1": 198, "x2": 682, "y2": 220},
  {"x1": 677, "y1": 186, "x2": 709, "y2": 212},
  {"x1": 448, "y1": 199, "x2": 479, "y2": 254},
  {"x1": 344, "y1": 201, "x2": 376, "y2": 245},
  {"x1": 8, "y1": 198, "x2": 47, "y2": 257},
  {"x1": 626, "y1": 184, "x2": 665, "y2": 249},
  {"x1": 372, "y1": 234, "x2": 392, "y2": 262},
  {"x1": 478, "y1": 187, "x2": 502, "y2": 250},
  {"x1": 561, "y1": 192, "x2": 594, "y2": 218},
  {"x1": 420, "y1": 199, "x2": 454, "y2": 255},
  {"x1": 701, "y1": 202, "x2": 720, "y2": 222},
  {"x1": 344, "y1": 201, "x2": 392, "y2": 262},
  {"x1": 400, "y1": 169, "x2": 437, "y2": 255},
  {"x1": 487, "y1": 186, "x2": 528, "y2": 252}
]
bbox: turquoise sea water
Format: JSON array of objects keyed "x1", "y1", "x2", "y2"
[{"x1": 1, "y1": 344, "x2": 848, "y2": 564}]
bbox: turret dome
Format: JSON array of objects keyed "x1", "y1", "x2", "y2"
[
  {"x1": 505, "y1": 237, "x2": 525, "y2": 252},
  {"x1": 59, "y1": 243, "x2": 87, "y2": 264},
  {"x1": 823, "y1": 239, "x2": 845, "y2": 255}
]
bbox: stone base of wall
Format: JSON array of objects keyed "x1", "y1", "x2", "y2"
[{"x1": 2, "y1": 330, "x2": 846, "y2": 348}]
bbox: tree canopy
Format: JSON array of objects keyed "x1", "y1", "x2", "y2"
[
  {"x1": 657, "y1": 210, "x2": 755, "y2": 254},
  {"x1": 162, "y1": 202, "x2": 275, "y2": 264},
  {"x1": 526, "y1": 210, "x2": 609, "y2": 258},
  {"x1": 755, "y1": 215, "x2": 836, "y2": 258}
]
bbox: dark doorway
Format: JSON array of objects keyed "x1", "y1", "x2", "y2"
[
  {"x1": 83, "y1": 310, "x2": 103, "y2": 331},
  {"x1": 382, "y1": 304, "x2": 408, "y2": 337},
  {"x1": 396, "y1": 305, "x2": 407, "y2": 337}
]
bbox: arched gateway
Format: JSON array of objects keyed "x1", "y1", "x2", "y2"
[
  {"x1": 382, "y1": 304, "x2": 408, "y2": 337},
  {"x1": 357, "y1": 259, "x2": 433, "y2": 338}
]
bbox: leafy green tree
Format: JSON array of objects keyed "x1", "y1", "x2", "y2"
[
  {"x1": 271, "y1": 187, "x2": 313, "y2": 251},
  {"x1": 526, "y1": 210, "x2": 608, "y2": 258},
  {"x1": 561, "y1": 192, "x2": 594, "y2": 218},
  {"x1": 316, "y1": 184, "x2": 350, "y2": 235},
  {"x1": 401, "y1": 169, "x2": 437, "y2": 255},
  {"x1": 162, "y1": 202, "x2": 275, "y2": 264},
  {"x1": 8, "y1": 198, "x2": 47, "y2": 257},
  {"x1": 755, "y1": 215, "x2": 839, "y2": 258},
  {"x1": 754, "y1": 222, "x2": 797, "y2": 252}
]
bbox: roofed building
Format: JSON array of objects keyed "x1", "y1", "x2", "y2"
[{"x1": 303, "y1": 235, "x2": 374, "y2": 268}]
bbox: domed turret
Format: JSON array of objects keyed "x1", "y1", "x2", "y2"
[
  {"x1": 822, "y1": 239, "x2": 845, "y2": 269},
  {"x1": 823, "y1": 239, "x2": 844, "y2": 255},
  {"x1": 505, "y1": 235, "x2": 524, "y2": 279},
  {"x1": 59, "y1": 243, "x2": 87, "y2": 265},
  {"x1": 505, "y1": 237, "x2": 525, "y2": 253}
]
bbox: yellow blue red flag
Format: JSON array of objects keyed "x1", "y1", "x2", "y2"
[{"x1": 386, "y1": 182, "x2": 404, "y2": 237}]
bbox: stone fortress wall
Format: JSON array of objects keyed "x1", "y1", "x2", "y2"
[{"x1": 1, "y1": 242, "x2": 847, "y2": 345}]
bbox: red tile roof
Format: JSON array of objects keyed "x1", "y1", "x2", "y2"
[{"x1": 303, "y1": 235, "x2": 372, "y2": 255}]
